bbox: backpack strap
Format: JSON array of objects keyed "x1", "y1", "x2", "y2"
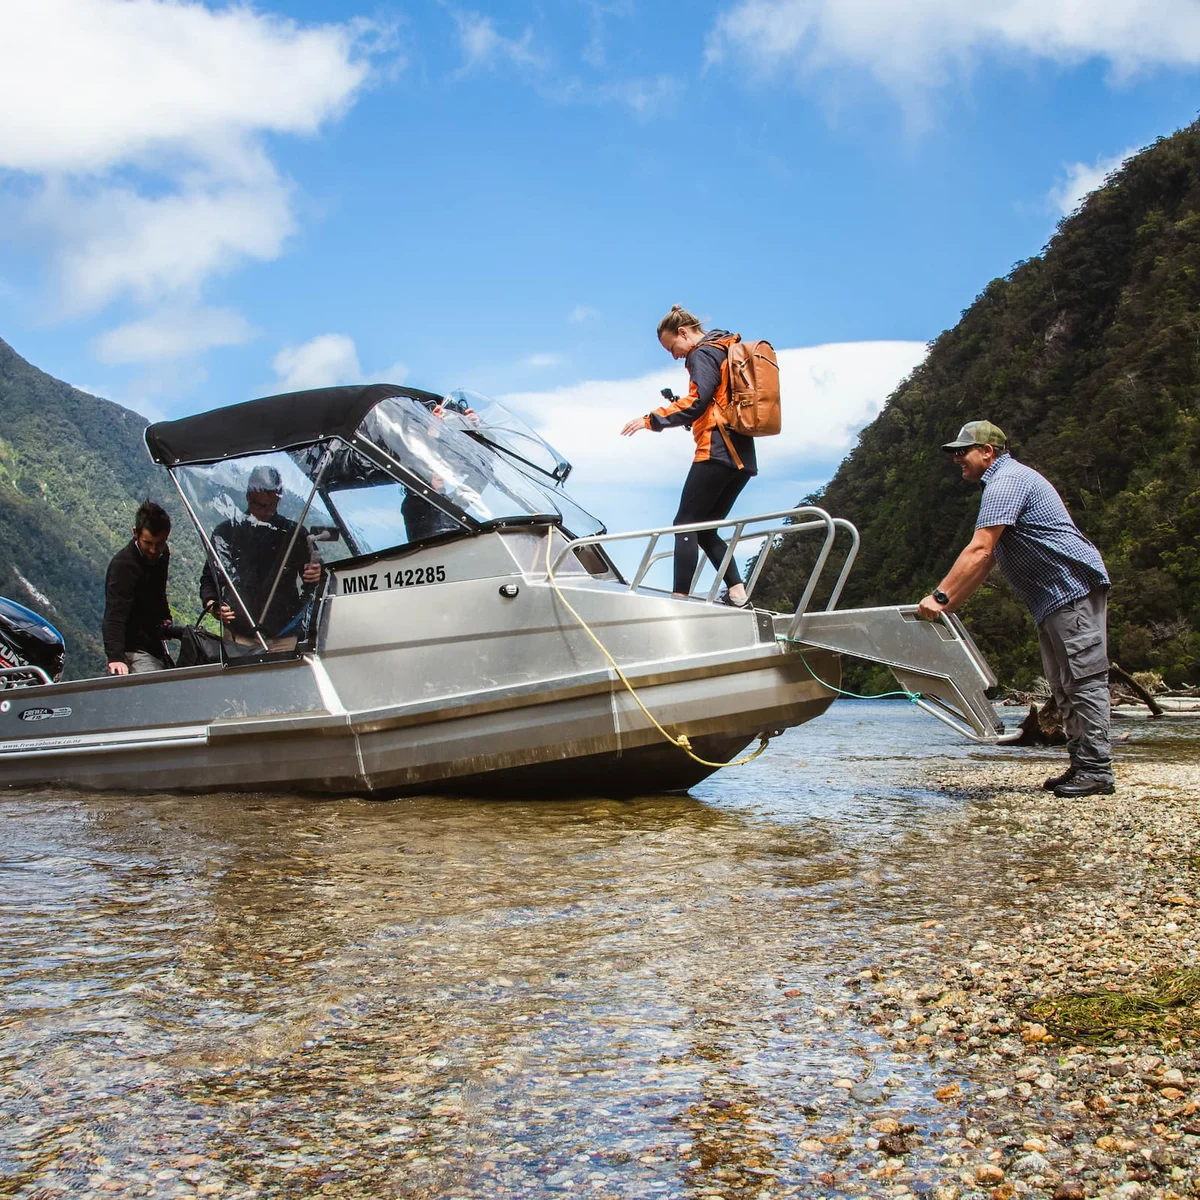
[
  {"x1": 699, "y1": 333, "x2": 743, "y2": 469},
  {"x1": 703, "y1": 333, "x2": 740, "y2": 350},
  {"x1": 700, "y1": 338, "x2": 739, "y2": 468},
  {"x1": 714, "y1": 406, "x2": 745, "y2": 471}
]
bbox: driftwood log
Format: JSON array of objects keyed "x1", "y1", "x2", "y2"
[
  {"x1": 998, "y1": 698, "x2": 1068, "y2": 745},
  {"x1": 1108, "y1": 661, "x2": 1165, "y2": 717},
  {"x1": 998, "y1": 660, "x2": 1161, "y2": 746}
]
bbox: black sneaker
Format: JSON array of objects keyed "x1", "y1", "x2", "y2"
[
  {"x1": 718, "y1": 591, "x2": 751, "y2": 609},
  {"x1": 1053, "y1": 776, "x2": 1115, "y2": 798},
  {"x1": 1042, "y1": 765, "x2": 1077, "y2": 791}
]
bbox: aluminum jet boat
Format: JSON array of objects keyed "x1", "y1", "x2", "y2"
[{"x1": 0, "y1": 384, "x2": 1003, "y2": 796}]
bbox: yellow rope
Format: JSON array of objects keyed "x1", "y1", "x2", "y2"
[{"x1": 543, "y1": 535, "x2": 770, "y2": 770}]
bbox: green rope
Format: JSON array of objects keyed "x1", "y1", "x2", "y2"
[{"x1": 776, "y1": 635, "x2": 922, "y2": 703}]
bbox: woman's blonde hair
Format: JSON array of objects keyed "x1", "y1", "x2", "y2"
[{"x1": 656, "y1": 305, "x2": 703, "y2": 339}]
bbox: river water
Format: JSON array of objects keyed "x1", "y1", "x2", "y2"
[{"x1": 2, "y1": 701, "x2": 1195, "y2": 1199}]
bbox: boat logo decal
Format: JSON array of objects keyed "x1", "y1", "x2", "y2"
[
  {"x1": 18, "y1": 706, "x2": 72, "y2": 722},
  {"x1": 340, "y1": 564, "x2": 446, "y2": 595}
]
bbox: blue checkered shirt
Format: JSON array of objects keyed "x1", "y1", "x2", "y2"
[{"x1": 976, "y1": 453, "x2": 1109, "y2": 625}]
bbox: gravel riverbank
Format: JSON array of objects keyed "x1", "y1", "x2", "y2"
[{"x1": 850, "y1": 753, "x2": 1200, "y2": 1200}]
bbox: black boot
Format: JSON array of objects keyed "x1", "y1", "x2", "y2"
[
  {"x1": 1054, "y1": 775, "x2": 1116, "y2": 798},
  {"x1": 1042, "y1": 764, "x2": 1076, "y2": 791}
]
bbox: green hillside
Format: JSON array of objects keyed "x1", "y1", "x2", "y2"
[
  {"x1": 757, "y1": 117, "x2": 1200, "y2": 689},
  {"x1": 0, "y1": 338, "x2": 205, "y2": 678}
]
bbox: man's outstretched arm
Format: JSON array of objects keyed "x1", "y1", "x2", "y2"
[{"x1": 917, "y1": 525, "x2": 1004, "y2": 619}]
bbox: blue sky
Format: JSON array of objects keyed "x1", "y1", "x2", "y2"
[{"x1": 2, "y1": 0, "x2": 1199, "y2": 537}]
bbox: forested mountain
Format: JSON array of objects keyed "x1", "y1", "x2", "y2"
[
  {"x1": 757, "y1": 116, "x2": 1200, "y2": 689},
  {"x1": 0, "y1": 338, "x2": 204, "y2": 678}
]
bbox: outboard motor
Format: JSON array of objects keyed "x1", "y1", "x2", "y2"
[{"x1": 0, "y1": 596, "x2": 66, "y2": 687}]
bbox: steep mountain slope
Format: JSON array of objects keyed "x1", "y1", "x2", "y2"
[
  {"x1": 757, "y1": 118, "x2": 1200, "y2": 688},
  {"x1": 0, "y1": 338, "x2": 204, "y2": 678}
]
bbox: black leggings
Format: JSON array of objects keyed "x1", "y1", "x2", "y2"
[{"x1": 672, "y1": 460, "x2": 751, "y2": 594}]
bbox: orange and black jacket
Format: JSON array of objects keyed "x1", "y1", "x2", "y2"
[{"x1": 643, "y1": 330, "x2": 757, "y2": 474}]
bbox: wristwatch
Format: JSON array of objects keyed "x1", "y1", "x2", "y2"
[{"x1": 932, "y1": 588, "x2": 950, "y2": 606}]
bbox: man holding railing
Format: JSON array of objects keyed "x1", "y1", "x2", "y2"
[{"x1": 916, "y1": 421, "x2": 1113, "y2": 798}]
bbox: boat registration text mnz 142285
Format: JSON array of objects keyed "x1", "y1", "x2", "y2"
[{"x1": 339, "y1": 565, "x2": 447, "y2": 595}]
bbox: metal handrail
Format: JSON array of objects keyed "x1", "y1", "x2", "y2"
[
  {"x1": 549, "y1": 505, "x2": 860, "y2": 619},
  {"x1": 0, "y1": 664, "x2": 52, "y2": 688}
]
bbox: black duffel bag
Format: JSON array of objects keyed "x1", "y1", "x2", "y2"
[{"x1": 169, "y1": 620, "x2": 223, "y2": 668}]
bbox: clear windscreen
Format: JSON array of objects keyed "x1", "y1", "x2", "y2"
[
  {"x1": 440, "y1": 389, "x2": 571, "y2": 483},
  {"x1": 308, "y1": 441, "x2": 465, "y2": 554},
  {"x1": 172, "y1": 451, "x2": 343, "y2": 639},
  {"x1": 356, "y1": 397, "x2": 602, "y2": 537}
]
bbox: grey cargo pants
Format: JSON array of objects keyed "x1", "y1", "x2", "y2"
[{"x1": 1036, "y1": 588, "x2": 1113, "y2": 782}]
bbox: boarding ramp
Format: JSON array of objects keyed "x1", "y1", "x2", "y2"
[
  {"x1": 786, "y1": 607, "x2": 1003, "y2": 741},
  {"x1": 556, "y1": 505, "x2": 1005, "y2": 743}
]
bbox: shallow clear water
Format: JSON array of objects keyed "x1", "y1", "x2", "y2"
[{"x1": 1, "y1": 701, "x2": 1193, "y2": 1199}]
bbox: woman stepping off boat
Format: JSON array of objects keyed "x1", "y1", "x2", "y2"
[{"x1": 622, "y1": 305, "x2": 756, "y2": 605}]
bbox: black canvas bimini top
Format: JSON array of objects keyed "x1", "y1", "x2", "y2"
[{"x1": 144, "y1": 383, "x2": 443, "y2": 467}]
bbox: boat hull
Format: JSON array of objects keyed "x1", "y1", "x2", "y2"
[{"x1": 0, "y1": 645, "x2": 838, "y2": 797}]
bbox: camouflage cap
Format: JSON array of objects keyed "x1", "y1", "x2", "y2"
[{"x1": 942, "y1": 420, "x2": 1007, "y2": 452}]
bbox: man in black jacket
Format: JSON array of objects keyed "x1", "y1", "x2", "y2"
[
  {"x1": 199, "y1": 465, "x2": 321, "y2": 656},
  {"x1": 104, "y1": 500, "x2": 172, "y2": 675}
]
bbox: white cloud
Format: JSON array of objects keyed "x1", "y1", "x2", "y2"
[
  {"x1": 595, "y1": 75, "x2": 682, "y2": 116},
  {"x1": 1048, "y1": 147, "x2": 1138, "y2": 216},
  {"x1": 707, "y1": 0, "x2": 1200, "y2": 106},
  {"x1": 581, "y1": 0, "x2": 634, "y2": 69},
  {"x1": 453, "y1": 11, "x2": 549, "y2": 73},
  {"x1": 94, "y1": 306, "x2": 256, "y2": 364},
  {"x1": 524, "y1": 353, "x2": 562, "y2": 368},
  {"x1": 448, "y1": 8, "x2": 678, "y2": 116},
  {"x1": 36, "y1": 158, "x2": 294, "y2": 315},
  {"x1": 501, "y1": 339, "x2": 927, "y2": 487},
  {"x1": 273, "y1": 334, "x2": 362, "y2": 391},
  {"x1": 272, "y1": 333, "x2": 408, "y2": 392},
  {"x1": 0, "y1": 1, "x2": 374, "y2": 175},
  {"x1": 0, "y1": 0, "x2": 386, "y2": 362},
  {"x1": 569, "y1": 305, "x2": 600, "y2": 323},
  {"x1": 365, "y1": 361, "x2": 411, "y2": 386}
]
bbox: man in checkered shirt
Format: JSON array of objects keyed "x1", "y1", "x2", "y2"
[{"x1": 917, "y1": 420, "x2": 1113, "y2": 797}]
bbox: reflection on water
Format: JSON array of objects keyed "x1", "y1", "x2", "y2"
[{"x1": 1, "y1": 702, "x2": 1194, "y2": 1198}]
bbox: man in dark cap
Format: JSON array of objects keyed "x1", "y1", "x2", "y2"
[
  {"x1": 200, "y1": 464, "x2": 322, "y2": 655},
  {"x1": 917, "y1": 421, "x2": 1114, "y2": 797}
]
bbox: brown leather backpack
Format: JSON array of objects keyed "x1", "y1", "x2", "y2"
[{"x1": 721, "y1": 335, "x2": 781, "y2": 437}]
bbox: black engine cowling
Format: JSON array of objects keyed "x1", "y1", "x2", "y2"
[{"x1": 0, "y1": 596, "x2": 66, "y2": 685}]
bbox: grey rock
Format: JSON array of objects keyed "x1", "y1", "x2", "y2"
[{"x1": 1012, "y1": 1151, "x2": 1051, "y2": 1177}]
